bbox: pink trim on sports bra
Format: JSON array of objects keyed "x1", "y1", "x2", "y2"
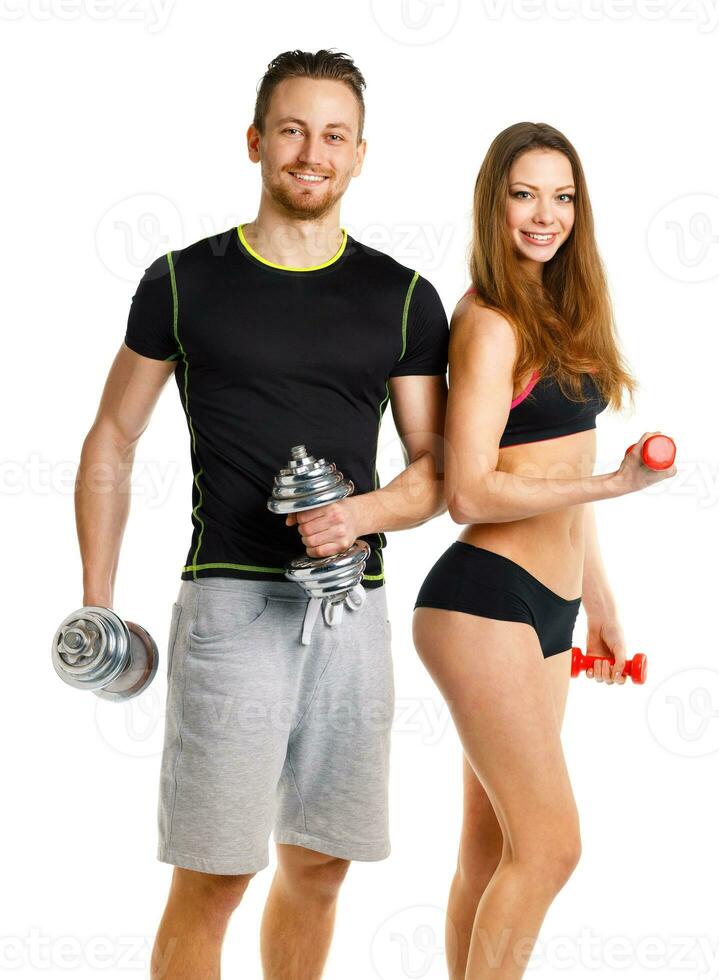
[{"x1": 510, "y1": 370, "x2": 541, "y2": 409}]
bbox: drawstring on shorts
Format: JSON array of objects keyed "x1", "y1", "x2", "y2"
[{"x1": 300, "y1": 583, "x2": 366, "y2": 645}]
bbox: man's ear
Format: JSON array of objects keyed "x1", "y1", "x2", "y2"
[
  {"x1": 353, "y1": 138, "x2": 367, "y2": 177},
  {"x1": 247, "y1": 124, "x2": 261, "y2": 163}
]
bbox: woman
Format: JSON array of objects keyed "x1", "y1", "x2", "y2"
[{"x1": 412, "y1": 122, "x2": 676, "y2": 980}]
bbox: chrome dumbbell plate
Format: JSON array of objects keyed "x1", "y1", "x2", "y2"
[
  {"x1": 267, "y1": 445, "x2": 370, "y2": 602},
  {"x1": 51, "y1": 606, "x2": 158, "y2": 701}
]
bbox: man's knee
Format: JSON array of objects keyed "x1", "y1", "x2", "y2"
[
  {"x1": 276, "y1": 845, "x2": 351, "y2": 903},
  {"x1": 170, "y1": 866, "x2": 256, "y2": 917}
]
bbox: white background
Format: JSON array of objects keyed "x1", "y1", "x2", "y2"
[{"x1": 3, "y1": 0, "x2": 718, "y2": 977}]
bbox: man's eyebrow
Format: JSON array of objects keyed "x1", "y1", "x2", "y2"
[
  {"x1": 276, "y1": 116, "x2": 352, "y2": 132},
  {"x1": 510, "y1": 181, "x2": 576, "y2": 191}
]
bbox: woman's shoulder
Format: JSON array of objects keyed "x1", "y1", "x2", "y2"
[
  {"x1": 453, "y1": 289, "x2": 515, "y2": 336},
  {"x1": 450, "y1": 292, "x2": 517, "y2": 354}
]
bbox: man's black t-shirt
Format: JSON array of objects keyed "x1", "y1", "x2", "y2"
[{"x1": 124, "y1": 224, "x2": 449, "y2": 588}]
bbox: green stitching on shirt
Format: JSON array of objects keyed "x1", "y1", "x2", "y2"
[
  {"x1": 399, "y1": 271, "x2": 419, "y2": 362},
  {"x1": 368, "y1": 378, "x2": 392, "y2": 580},
  {"x1": 167, "y1": 251, "x2": 206, "y2": 581},
  {"x1": 364, "y1": 269, "x2": 421, "y2": 582},
  {"x1": 183, "y1": 562, "x2": 286, "y2": 574},
  {"x1": 182, "y1": 561, "x2": 384, "y2": 583}
]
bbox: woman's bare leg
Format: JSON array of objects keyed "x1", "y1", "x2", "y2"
[
  {"x1": 544, "y1": 648, "x2": 572, "y2": 731},
  {"x1": 445, "y1": 648, "x2": 573, "y2": 979},
  {"x1": 445, "y1": 756, "x2": 505, "y2": 979},
  {"x1": 413, "y1": 609, "x2": 581, "y2": 979}
]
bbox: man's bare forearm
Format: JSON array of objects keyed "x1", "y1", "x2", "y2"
[
  {"x1": 355, "y1": 450, "x2": 446, "y2": 537},
  {"x1": 75, "y1": 425, "x2": 136, "y2": 608}
]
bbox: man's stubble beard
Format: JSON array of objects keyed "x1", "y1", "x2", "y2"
[{"x1": 263, "y1": 164, "x2": 352, "y2": 221}]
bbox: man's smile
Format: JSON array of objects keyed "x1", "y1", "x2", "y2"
[{"x1": 289, "y1": 171, "x2": 330, "y2": 185}]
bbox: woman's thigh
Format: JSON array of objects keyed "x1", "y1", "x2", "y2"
[
  {"x1": 544, "y1": 648, "x2": 572, "y2": 729},
  {"x1": 459, "y1": 646, "x2": 573, "y2": 852},
  {"x1": 413, "y1": 608, "x2": 579, "y2": 858}
]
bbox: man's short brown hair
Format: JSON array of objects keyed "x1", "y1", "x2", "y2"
[{"x1": 253, "y1": 49, "x2": 366, "y2": 142}]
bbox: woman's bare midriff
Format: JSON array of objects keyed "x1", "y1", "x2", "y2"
[{"x1": 456, "y1": 426, "x2": 597, "y2": 602}]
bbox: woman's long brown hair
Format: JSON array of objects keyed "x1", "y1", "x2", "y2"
[{"x1": 469, "y1": 121, "x2": 637, "y2": 411}]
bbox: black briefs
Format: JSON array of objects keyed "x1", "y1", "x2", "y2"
[{"x1": 414, "y1": 541, "x2": 582, "y2": 659}]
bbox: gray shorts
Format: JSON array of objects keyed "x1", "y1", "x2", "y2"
[{"x1": 157, "y1": 576, "x2": 394, "y2": 874}]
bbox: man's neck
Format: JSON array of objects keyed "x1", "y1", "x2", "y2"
[{"x1": 242, "y1": 201, "x2": 344, "y2": 268}]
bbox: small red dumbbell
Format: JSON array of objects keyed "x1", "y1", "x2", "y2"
[
  {"x1": 571, "y1": 647, "x2": 647, "y2": 684},
  {"x1": 625, "y1": 434, "x2": 676, "y2": 470}
]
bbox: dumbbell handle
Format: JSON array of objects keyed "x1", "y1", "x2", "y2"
[
  {"x1": 571, "y1": 647, "x2": 647, "y2": 684},
  {"x1": 625, "y1": 434, "x2": 676, "y2": 470}
]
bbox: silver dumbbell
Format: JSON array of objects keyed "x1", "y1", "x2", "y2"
[
  {"x1": 51, "y1": 606, "x2": 159, "y2": 701},
  {"x1": 267, "y1": 445, "x2": 370, "y2": 634}
]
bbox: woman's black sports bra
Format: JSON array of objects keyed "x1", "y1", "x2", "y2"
[
  {"x1": 500, "y1": 369, "x2": 608, "y2": 448},
  {"x1": 463, "y1": 287, "x2": 609, "y2": 447}
]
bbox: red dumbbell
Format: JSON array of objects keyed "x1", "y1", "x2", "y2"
[
  {"x1": 625, "y1": 434, "x2": 676, "y2": 470},
  {"x1": 571, "y1": 647, "x2": 647, "y2": 684}
]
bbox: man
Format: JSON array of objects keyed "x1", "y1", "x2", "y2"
[{"x1": 76, "y1": 49, "x2": 449, "y2": 979}]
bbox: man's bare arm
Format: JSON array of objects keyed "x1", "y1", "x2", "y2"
[
  {"x1": 353, "y1": 372, "x2": 448, "y2": 537},
  {"x1": 75, "y1": 345, "x2": 176, "y2": 607},
  {"x1": 281, "y1": 373, "x2": 448, "y2": 557}
]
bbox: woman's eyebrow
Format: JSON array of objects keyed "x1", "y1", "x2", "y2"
[{"x1": 510, "y1": 181, "x2": 576, "y2": 191}]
